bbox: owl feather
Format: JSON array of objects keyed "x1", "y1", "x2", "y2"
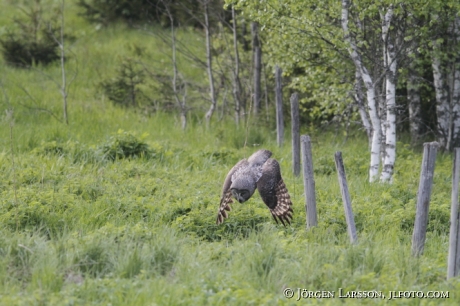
[{"x1": 216, "y1": 150, "x2": 293, "y2": 226}]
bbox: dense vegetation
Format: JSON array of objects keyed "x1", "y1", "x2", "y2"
[{"x1": 0, "y1": 1, "x2": 460, "y2": 305}]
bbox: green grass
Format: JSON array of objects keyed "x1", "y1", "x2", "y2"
[
  {"x1": 1, "y1": 1, "x2": 460, "y2": 305},
  {"x1": 0, "y1": 114, "x2": 458, "y2": 305}
]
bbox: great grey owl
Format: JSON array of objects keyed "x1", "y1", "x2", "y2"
[{"x1": 216, "y1": 149, "x2": 293, "y2": 226}]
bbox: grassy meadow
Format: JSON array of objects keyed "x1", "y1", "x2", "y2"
[{"x1": 1, "y1": 1, "x2": 460, "y2": 305}]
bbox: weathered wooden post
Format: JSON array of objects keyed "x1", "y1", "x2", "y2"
[
  {"x1": 301, "y1": 135, "x2": 317, "y2": 228},
  {"x1": 334, "y1": 151, "x2": 357, "y2": 244},
  {"x1": 411, "y1": 142, "x2": 439, "y2": 257},
  {"x1": 291, "y1": 93, "x2": 300, "y2": 176},
  {"x1": 275, "y1": 65, "x2": 284, "y2": 147},
  {"x1": 456, "y1": 209, "x2": 460, "y2": 277},
  {"x1": 448, "y1": 148, "x2": 460, "y2": 278}
]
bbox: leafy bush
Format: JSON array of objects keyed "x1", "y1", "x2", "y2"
[
  {"x1": 98, "y1": 130, "x2": 152, "y2": 160},
  {"x1": 1, "y1": 34, "x2": 59, "y2": 67},
  {"x1": 99, "y1": 58, "x2": 146, "y2": 107},
  {"x1": 0, "y1": 1, "x2": 63, "y2": 67}
]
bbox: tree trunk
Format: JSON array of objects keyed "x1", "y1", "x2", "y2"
[
  {"x1": 432, "y1": 35, "x2": 450, "y2": 150},
  {"x1": 451, "y1": 16, "x2": 460, "y2": 149},
  {"x1": 354, "y1": 68, "x2": 372, "y2": 145},
  {"x1": 167, "y1": 3, "x2": 186, "y2": 130},
  {"x1": 231, "y1": 6, "x2": 241, "y2": 125},
  {"x1": 59, "y1": 0, "x2": 68, "y2": 125},
  {"x1": 407, "y1": 49, "x2": 423, "y2": 145},
  {"x1": 252, "y1": 22, "x2": 262, "y2": 115},
  {"x1": 380, "y1": 7, "x2": 397, "y2": 183},
  {"x1": 341, "y1": 0, "x2": 381, "y2": 182},
  {"x1": 204, "y1": 2, "x2": 217, "y2": 127}
]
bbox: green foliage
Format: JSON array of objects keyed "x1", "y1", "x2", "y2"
[
  {"x1": 77, "y1": 0, "x2": 228, "y2": 28},
  {"x1": 74, "y1": 242, "x2": 111, "y2": 277},
  {"x1": 77, "y1": 0, "x2": 156, "y2": 26},
  {"x1": 0, "y1": 2, "x2": 459, "y2": 305},
  {"x1": 99, "y1": 58, "x2": 146, "y2": 107},
  {"x1": 98, "y1": 130, "x2": 152, "y2": 161},
  {"x1": 0, "y1": 0, "x2": 64, "y2": 67},
  {"x1": 0, "y1": 125, "x2": 459, "y2": 304}
]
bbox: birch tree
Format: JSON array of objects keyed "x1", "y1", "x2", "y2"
[
  {"x1": 450, "y1": 15, "x2": 460, "y2": 149},
  {"x1": 429, "y1": 11, "x2": 460, "y2": 151},
  {"x1": 341, "y1": 0, "x2": 381, "y2": 182},
  {"x1": 353, "y1": 69, "x2": 372, "y2": 143},
  {"x1": 431, "y1": 30, "x2": 450, "y2": 149},
  {"x1": 204, "y1": 0, "x2": 217, "y2": 127},
  {"x1": 380, "y1": 6, "x2": 397, "y2": 182},
  {"x1": 230, "y1": 0, "x2": 460, "y2": 183}
]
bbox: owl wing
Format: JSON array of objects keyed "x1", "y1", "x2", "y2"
[
  {"x1": 216, "y1": 159, "x2": 249, "y2": 225},
  {"x1": 256, "y1": 158, "x2": 293, "y2": 226}
]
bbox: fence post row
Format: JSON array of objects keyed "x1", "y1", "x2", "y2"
[
  {"x1": 334, "y1": 151, "x2": 358, "y2": 244},
  {"x1": 301, "y1": 135, "x2": 317, "y2": 228},
  {"x1": 411, "y1": 142, "x2": 439, "y2": 257}
]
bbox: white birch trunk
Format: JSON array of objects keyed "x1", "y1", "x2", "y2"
[
  {"x1": 451, "y1": 16, "x2": 460, "y2": 148},
  {"x1": 431, "y1": 25, "x2": 450, "y2": 149},
  {"x1": 376, "y1": 84, "x2": 386, "y2": 167},
  {"x1": 354, "y1": 68, "x2": 372, "y2": 145},
  {"x1": 380, "y1": 7, "x2": 396, "y2": 183},
  {"x1": 341, "y1": 0, "x2": 381, "y2": 182}
]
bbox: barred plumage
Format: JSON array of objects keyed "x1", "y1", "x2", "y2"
[{"x1": 216, "y1": 149, "x2": 293, "y2": 226}]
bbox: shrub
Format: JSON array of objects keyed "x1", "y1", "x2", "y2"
[
  {"x1": 98, "y1": 130, "x2": 152, "y2": 161},
  {"x1": 99, "y1": 58, "x2": 146, "y2": 108},
  {"x1": 0, "y1": 34, "x2": 60, "y2": 67},
  {"x1": 0, "y1": 1, "x2": 64, "y2": 67}
]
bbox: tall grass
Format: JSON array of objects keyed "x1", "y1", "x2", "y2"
[{"x1": 0, "y1": 1, "x2": 459, "y2": 305}]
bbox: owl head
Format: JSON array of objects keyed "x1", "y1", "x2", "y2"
[
  {"x1": 231, "y1": 188, "x2": 254, "y2": 203},
  {"x1": 230, "y1": 174, "x2": 257, "y2": 203}
]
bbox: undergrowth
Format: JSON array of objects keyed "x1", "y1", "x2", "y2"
[{"x1": 0, "y1": 2, "x2": 459, "y2": 305}]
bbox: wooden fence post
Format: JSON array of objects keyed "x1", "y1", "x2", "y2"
[
  {"x1": 275, "y1": 65, "x2": 284, "y2": 147},
  {"x1": 291, "y1": 93, "x2": 300, "y2": 176},
  {"x1": 448, "y1": 148, "x2": 460, "y2": 278},
  {"x1": 334, "y1": 151, "x2": 358, "y2": 244},
  {"x1": 456, "y1": 210, "x2": 460, "y2": 277},
  {"x1": 301, "y1": 135, "x2": 317, "y2": 228},
  {"x1": 411, "y1": 142, "x2": 439, "y2": 257}
]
